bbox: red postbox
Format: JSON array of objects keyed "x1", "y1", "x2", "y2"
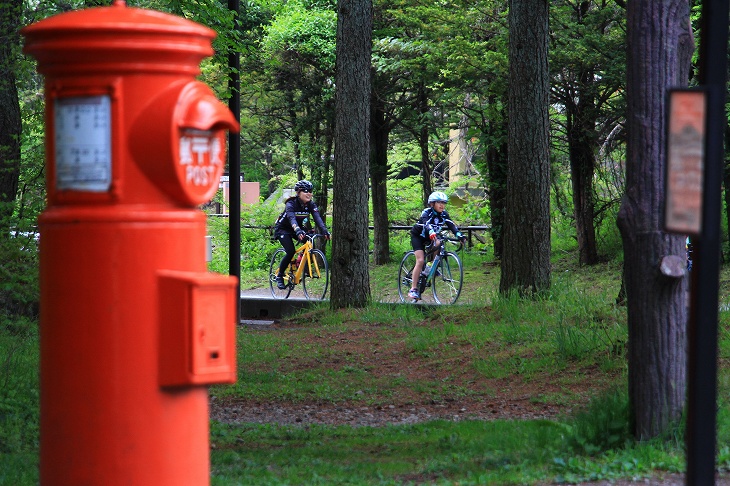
[{"x1": 22, "y1": 1, "x2": 239, "y2": 484}]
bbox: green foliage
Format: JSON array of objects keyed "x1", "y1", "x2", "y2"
[
  {"x1": 0, "y1": 235, "x2": 39, "y2": 320},
  {"x1": 207, "y1": 212, "x2": 279, "y2": 275},
  {"x1": 133, "y1": 0, "x2": 242, "y2": 65},
  {"x1": 0, "y1": 316, "x2": 39, "y2": 485},
  {"x1": 718, "y1": 398, "x2": 730, "y2": 471},
  {"x1": 566, "y1": 387, "x2": 632, "y2": 455},
  {"x1": 549, "y1": 277, "x2": 626, "y2": 362},
  {"x1": 549, "y1": 157, "x2": 624, "y2": 263},
  {"x1": 240, "y1": 0, "x2": 337, "y2": 193},
  {"x1": 240, "y1": 200, "x2": 280, "y2": 271},
  {"x1": 488, "y1": 269, "x2": 625, "y2": 367},
  {"x1": 260, "y1": 2, "x2": 336, "y2": 70},
  {"x1": 206, "y1": 215, "x2": 232, "y2": 275},
  {"x1": 383, "y1": 175, "x2": 424, "y2": 225}
]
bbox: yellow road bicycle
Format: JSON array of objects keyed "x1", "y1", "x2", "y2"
[{"x1": 269, "y1": 233, "x2": 329, "y2": 300}]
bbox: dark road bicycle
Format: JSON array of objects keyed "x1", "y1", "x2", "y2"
[{"x1": 397, "y1": 232, "x2": 464, "y2": 304}]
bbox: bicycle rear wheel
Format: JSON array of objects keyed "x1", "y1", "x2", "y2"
[
  {"x1": 269, "y1": 248, "x2": 294, "y2": 299},
  {"x1": 432, "y1": 252, "x2": 463, "y2": 304},
  {"x1": 302, "y1": 249, "x2": 329, "y2": 300}
]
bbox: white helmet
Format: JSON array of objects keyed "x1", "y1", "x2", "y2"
[{"x1": 428, "y1": 191, "x2": 448, "y2": 204}]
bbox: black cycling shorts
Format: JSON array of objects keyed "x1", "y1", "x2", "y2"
[{"x1": 410, "y1": 233, "x2": 430, "y2": 252}]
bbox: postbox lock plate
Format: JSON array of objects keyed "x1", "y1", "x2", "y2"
[{"x1": 158, "y1": 270, "x2": 238, "y2": 387}]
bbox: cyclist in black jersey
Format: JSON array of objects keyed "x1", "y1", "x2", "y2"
[
  {"x1": 408, "y1": 191, "x2": 466, "y2": 300},
  {"x1": 273, "y1": 180, "x2": 330, "y2": 289}
]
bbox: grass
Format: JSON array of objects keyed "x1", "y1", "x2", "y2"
[
  {"x1": 2, "y1": 248, "x2": 730, "y2": 485},
  {"x1": 207, "y1": 252, "x2": 730, "y2": 485},
  {"x1": 208, "y1": 412, "x2": 689, "y2": 485},
  {"x1": 210, "y1": 419, "x2": 570, "y2": 485}
]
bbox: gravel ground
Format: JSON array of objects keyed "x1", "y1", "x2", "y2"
[{"x1": 209, "y1": 396, "x2": 560, "y2": 427}]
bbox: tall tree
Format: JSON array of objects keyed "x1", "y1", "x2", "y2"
[
  {"x1": 369, "y1": 84, "x2": 394, "y2": 264},
  {"x1": 550, "y1": 0, "x2": 626, "y2": 266},
  {"x1": 484, "y1": 120, "x2": 508, "y2": 259},
  {"x1": 257, "y1": 3, "x2": 336, "y2": 185},
  {"x1": 0, "y1": 0, "x2": 23, "y2": 237},
  {"x1": 369, "y1": 0, "x2": 437, "y2": 265},
  {"x1": 437, "y1": 1, "x2": 509, "y2": 260},
  {"x1": 500, "y1": 0, "x2": 551, "y2": 295},
  {"x1": 330, "y1": 0, "x2": 372, "y2": 308},
  {"x1": 617, "y1": 0, "x2": 693, "y2": 439}
]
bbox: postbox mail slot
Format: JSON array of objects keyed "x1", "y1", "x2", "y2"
[{"x1": 158, "y1": 270, "x2": 238, "y2": 387}]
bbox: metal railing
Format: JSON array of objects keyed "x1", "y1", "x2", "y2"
[{"x1": 221, "y1": 222, "x2": 490, "y2": 247}]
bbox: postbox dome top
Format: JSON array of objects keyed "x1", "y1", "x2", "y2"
[
  {"x1": 23, "y1": 0, "x2": 215, "y2": 35},
  {"x1": 22, "y1": 0, "x2": 217, "y2": 76}
]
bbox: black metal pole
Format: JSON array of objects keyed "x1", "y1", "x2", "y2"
[
  {"x1": 228, "y1": 0, "x2": 241, "y2": 320},
  {"x1": 686, "y1": 0, "x2": 728, "y2": 483}
]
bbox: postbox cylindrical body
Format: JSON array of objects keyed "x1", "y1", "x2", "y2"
[
  {"x1": 39, "y1": 210, "x2": 211, "y2": 484},
  {"x1": 23, "y1": 1, "x2": 239, "y2": 484}
]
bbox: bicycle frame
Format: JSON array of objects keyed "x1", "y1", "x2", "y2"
[
  {"x1": 288, "y1": 235, "x2": 324, "y2": 285},
  {"x1": 421, "y1": 235, "x2": 460, "y2": 285},
  {"x1": 270, "y1": 233, "x2": 330, "y2": 300},
  {"x1": 421, "y1": 253, "x2": 442, "y2": 286}
]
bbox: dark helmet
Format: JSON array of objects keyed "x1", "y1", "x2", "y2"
[{"x1": 294, "y1": 180, "x2": 313, "y2": 193}]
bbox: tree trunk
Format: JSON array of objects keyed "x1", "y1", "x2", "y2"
[
  {"x1": 617, "y1": 0, "x2": 693, "y2": 439},
  {"x1": 0, "y1": 0, "x2": 22, "y2": 236},
  {"x1": 567, "y1": 68, "x2": 599, "y2": 266},
  {"x1": 417, "y1": 84, "x2": 432, "y2": 204},
  {"x1": 500, "y1": 0, "x2": 551, "y2": 295},
  {"x1": 485, "y1": 112, "x2": 507, "y2": 260},
  {"x1": 285, "y1": 94, "x2": 304, "y2": 180},
  {"x1": 720, "y1": 124, "x2": 730, "y2": 262},
  {"x1": 330, "y1": 0, "x2": 372, "y2": 308},
  {"x1": 370, "y1": 91, "x2": 391, "y2": 265},
  {"x1": 314, "y1": 118, "x2": 334, "y2": 225},
  {"x1": 323, "y1": 123, "x2": 333, "y2": 218},
  {"x1": 419, "y1": 126, "x2": 432, "y2": 203}
]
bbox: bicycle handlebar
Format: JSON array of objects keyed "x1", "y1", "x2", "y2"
[
  {"x1": 304, "y1": 232, "x2": 330, "y2": 242},
  {"x1": 425, "y1": 231, "x2": 464, "y2": 253}
]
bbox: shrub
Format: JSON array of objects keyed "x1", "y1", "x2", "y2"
[
  {"x1": 0, "y1": 236, "x2": 39, "y2": 320},
  {"x1": 567, "y1": 387, "x2": 631, "y2": 455}
]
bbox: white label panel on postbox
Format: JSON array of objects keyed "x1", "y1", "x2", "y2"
[{"x1": 54, "y1": 96, "x2": 112, "y2": 192}]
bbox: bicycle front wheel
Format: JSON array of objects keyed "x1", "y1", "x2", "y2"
[
  {"x1": 397, "y1": 251, "x2": 416, "y2": 302},
  {"x1": 432, "y1": 252, "x2": 463, "y2": 304},
  {"x1": 397, "y1": 252, "x2": 437, "y2": 304},
  {"x1": 302, "y1": 249, "x2": 329, "y2": 300},
  {"x1": 269, "y1": 248, "x2": 293, "y2": 299}
]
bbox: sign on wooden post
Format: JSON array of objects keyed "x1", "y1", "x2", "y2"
[{"x1": 664, "y1": 89, "x2": 707, "y2": 236}]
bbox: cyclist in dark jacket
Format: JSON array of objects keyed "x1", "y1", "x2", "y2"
[
  {"x1": 273, "y1": 180, "x2": 330, "y2": 289},
  {"x1": 408, "y1": 191, "x2": 465, "y2": 300}
]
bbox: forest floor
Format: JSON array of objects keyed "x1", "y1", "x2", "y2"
[{"x1": 217, "y1": 256, "x2": 730, "y2": 485}]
